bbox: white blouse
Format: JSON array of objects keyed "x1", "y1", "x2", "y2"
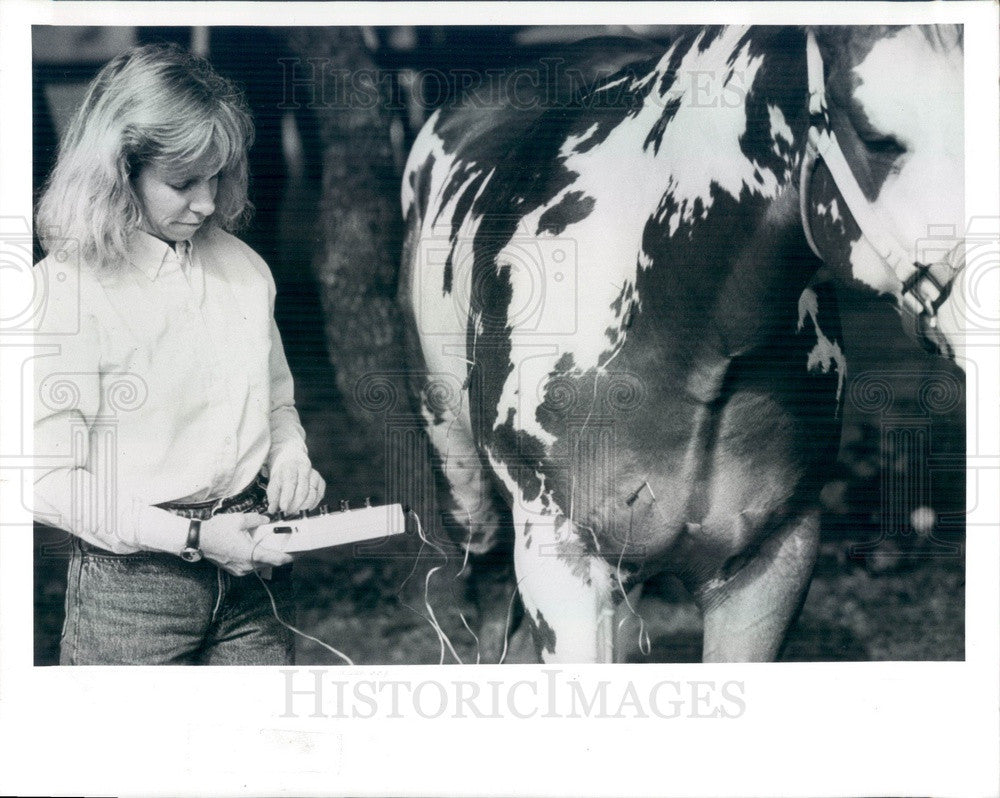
[{"x1": 33, "y1": 226, "x2": 309, "y2": 554}]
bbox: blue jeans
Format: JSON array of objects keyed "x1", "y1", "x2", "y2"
[
  {"x1": 60, "y1": 539, "x2": 295, "y2": 665},
  {"x1": 60, "y1": 477, "x2": 295, "y2": 665}
]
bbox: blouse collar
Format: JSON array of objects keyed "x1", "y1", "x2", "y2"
[{"x1": 128, "y1": 229, "x2": 195, "y2": 281}]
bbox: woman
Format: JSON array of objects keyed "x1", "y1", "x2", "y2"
[{"x1": 34, "y1": 43, "x2": 325, "y2": 665}]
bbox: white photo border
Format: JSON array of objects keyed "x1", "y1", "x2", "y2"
[{"x1": 1, "y1": 2, "x2": 997, "y2": 796}]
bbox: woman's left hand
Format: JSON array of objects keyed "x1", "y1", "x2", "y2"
[{"x1": 267, "y1": 455, "x2": 326, "y2": 514}]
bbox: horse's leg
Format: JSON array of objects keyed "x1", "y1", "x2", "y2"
[
  {"x1": 420, "y1": 406, "x2": 517, "y2": 662},
  {"x1": 511, "y1": 506, "x2": 617, "y2": 663},
  {"x1": 465, "y1": 546, "x2": 523, "y2": 662},
  {"x1": 694, "y1": 509, "x2": 820, "y2": 662},
  {"x1": 401, "y1": 199, "x2": 518, "y2": 662}
]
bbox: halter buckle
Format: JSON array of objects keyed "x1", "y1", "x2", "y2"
[{"x1": 900, "y1": 258, "x2": 960, "y2": 319}]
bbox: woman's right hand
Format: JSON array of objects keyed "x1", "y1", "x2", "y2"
[{"x1": 199, "y1": 512, "x2": 292, "y2": 576}]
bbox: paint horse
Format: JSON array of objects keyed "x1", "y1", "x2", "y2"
[{"x1": 400, "y1": 26, "x2": 965, "y2": 662}]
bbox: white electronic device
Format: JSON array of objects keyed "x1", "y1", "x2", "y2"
[{"x1": 252, "y1": 501, "x2": 406, "y2": 553}]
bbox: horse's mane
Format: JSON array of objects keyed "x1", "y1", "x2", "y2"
[
  {"x1": 814, "y1": 24, "x2": 963, "y2": 76},
  {"x1": 920, "y1": 24, "x2": 963, "y2": 52}
]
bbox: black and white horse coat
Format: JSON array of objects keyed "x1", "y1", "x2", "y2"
[{"x1": 400, "y1": 26, "x2": 964, "y2": 662}]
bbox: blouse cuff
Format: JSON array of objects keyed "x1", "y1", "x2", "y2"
[{"x1": 131, "y1": 503, "x2": 192, "y2": 555}]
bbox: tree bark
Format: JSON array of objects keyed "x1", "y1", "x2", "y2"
[{"x1": 285, "y1": 28, "x2": 410, "y2": 489}]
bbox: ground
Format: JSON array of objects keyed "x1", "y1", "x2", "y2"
[{"x1": 33, "y1": 527, "x2": 965, "y2": 665}]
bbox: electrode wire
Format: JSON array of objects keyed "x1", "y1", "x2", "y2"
[
  {"x1": 406, "y1": 508, "x2": 468, "y2": 664},
  {"x1": 394, "y1": 518, "x2": 453, "y2": 662},
  {"x1": 250, "y1": 536, "x2": 356, "y2": 666},
  {"x1": 614, "y1": 510, "x2": 651, "y2": 656}
]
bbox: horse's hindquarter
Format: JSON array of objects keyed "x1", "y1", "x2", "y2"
[
  {"x1": 404, "y1": 28, "x2": 845, "y2": 659},
  {"x1": 400, "y1": 37, "x2": 669, "y2": 549}
]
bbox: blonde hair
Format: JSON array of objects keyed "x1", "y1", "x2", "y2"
[{"x1": 36, "y1": 43, "x2": 254, "y2": 270}]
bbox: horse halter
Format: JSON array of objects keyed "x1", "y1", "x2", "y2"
[{"x1": 798, "y1": 29, "x2": 964, "y2": 344}]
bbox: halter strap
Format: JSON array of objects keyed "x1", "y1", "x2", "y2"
[{"x1": 799, "y1": 29, "x2": 963, "y2": 328}]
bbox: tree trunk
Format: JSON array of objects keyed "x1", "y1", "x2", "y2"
[{"x1": 285, "y1": 28, "x2": 410, "y2": 493}]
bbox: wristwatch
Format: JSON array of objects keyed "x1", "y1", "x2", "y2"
[{"x1": 179, "y1": 518, "x2": 203, "y2": 562}]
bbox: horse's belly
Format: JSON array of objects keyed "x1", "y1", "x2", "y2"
[{"x1": 563, "y1": 364, "x2": 840, "y2": 574}]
